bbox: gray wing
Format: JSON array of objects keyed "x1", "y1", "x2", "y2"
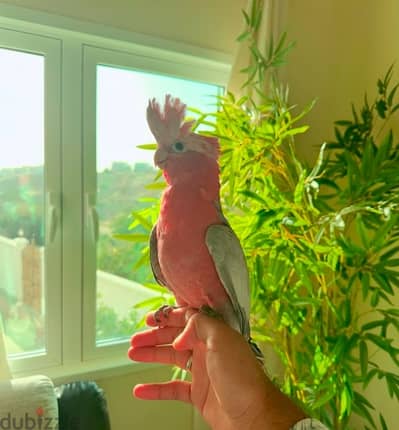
[
  {"x1": 149, "y1": 224, "x2": 167, "y2": 287},
  {"x1": 205, "y1": 223, "x2": 251, "y2": 338}
]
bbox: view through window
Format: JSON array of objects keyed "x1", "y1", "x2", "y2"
[
  {"x1": 95, "y1": 65, "x2": 223, "y2": 343},
  {"x1": 0, "y1": 48, "x2": 46, "y2": 356}
]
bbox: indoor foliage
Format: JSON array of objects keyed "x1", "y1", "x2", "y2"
[{"x1": 121, "y1": 1, "x2": 399, "y2": 428}]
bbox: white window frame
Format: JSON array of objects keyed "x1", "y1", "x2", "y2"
[
  {"x1": 0, "y1": 3, "x2": 231, "y2": 381},
  {"x1": 82, "y1": 44, "x2": 229, "y2": 362},
  {"x1": 0, "y1": 27, "x2": 62, "y2": 374}
]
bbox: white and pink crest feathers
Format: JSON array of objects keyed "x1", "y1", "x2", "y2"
[{"x1": 147, "y1": 94, "x2": 219, "y2": 160}]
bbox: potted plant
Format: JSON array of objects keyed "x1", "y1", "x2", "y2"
[{"x1": 121, "y1": 2, "x2": 399, "y2": 428}]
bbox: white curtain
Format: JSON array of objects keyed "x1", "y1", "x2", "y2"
[
  {"x1": 228, "y1": 0, "x2": 284, "y2": 96},
  {"x1": 0, "y1": 317, "x2": 11, "y2": 380}
]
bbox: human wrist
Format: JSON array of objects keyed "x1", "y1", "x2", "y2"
[
  {"x1": 247, "y1": 404, "x2": 270, "y2": 430},
  {"x1": 249, "y1": 379, "x2": 306, "y2": 430},
  {"x1": 249, "y1": 408, "x2": 307, "y2": 430}
]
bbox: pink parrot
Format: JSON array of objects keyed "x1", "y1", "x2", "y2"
[{"x1": 147, "y1": 95, "x2": 262, "y2": 360}]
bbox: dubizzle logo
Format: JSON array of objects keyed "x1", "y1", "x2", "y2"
[{"x1": 0, "y1": 407, "x2": 59, "y2": 429}]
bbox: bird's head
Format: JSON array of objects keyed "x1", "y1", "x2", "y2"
[{"x1": 146, "y1": 95, "x2": 219, "y2": 183}]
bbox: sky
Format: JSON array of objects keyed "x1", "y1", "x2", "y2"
[
  {"x1": 97, "y1": 65, "x2": 222, "y2": 171},
  {"x1": 0, "y1": 47, "x2": 222, "y2": 171},
  {"x1": 0, "y1": 48, "x2": 44, "y2": 169}
]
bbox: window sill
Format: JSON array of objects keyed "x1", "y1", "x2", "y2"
[{"x1": 12, "y1": 356, "x2": 162, "y2": 385}]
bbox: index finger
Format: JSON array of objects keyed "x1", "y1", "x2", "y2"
[{"x1": 131, "y1": 326, "x2": 182, "y2": 348}]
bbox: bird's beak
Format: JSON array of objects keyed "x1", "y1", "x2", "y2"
[{"x1": 154, "y1": 147, "x2": 168, "y2": 169}]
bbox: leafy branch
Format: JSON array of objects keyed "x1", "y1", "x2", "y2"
[{"x1": 122, "y1": 3, "x2": 399, "y2": 428}]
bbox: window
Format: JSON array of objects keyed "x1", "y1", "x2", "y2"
[
  {"x1": 0, "y1": 9, "x2": 229, "y2": 377},
  {"x1": 95, "y1": 65, "x2": 222, "y2": 345},
  {"x1": 0, "y1": 47, "x2": 45, "y2": 355},
  {"x1": 82, "y1": 46, "x2": 224, "y2": 360},
  {"x1": 0, "y1": 27, "x2": 62, "y2": 374}
]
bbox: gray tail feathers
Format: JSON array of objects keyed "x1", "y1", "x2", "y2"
[{"x1": 248, "y1": 337, "x2": 264, "y2": 365}]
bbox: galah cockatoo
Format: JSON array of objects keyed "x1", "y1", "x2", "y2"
[{"x1": 147, "y1": 95, "x2": 262, "y2": 360}]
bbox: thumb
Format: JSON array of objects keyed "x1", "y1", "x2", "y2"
[
  {"x1": 172, "y1": 311, "x2": 202, "y2": 351},
  {"x1": 173, "y1": 312, "x2": 228, "y2": 351}
]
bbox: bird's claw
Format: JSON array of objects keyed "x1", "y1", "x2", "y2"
[
  {"x1": 154, "y1": 304, "x2": 178, "y2": 327},
  {"x1": 199, "y1": 305, "x2": 223, "y2": 320}
]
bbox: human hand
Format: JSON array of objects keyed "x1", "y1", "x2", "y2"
[{"x1": 128, "y1": 309, "x2": 306, "y2": 430}]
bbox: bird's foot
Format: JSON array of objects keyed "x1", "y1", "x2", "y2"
[
  {"x1": 199, "y1": 305, "x2": 223, "y2": 321},
  {"x1": 154, "y1": 304, "x2": 178, "y2": 327}
]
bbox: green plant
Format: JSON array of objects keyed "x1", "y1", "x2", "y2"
[
  {"x1": 96, "y1": 294, "x2": 141, "y2": 340},
  {"x1": 122, "y1": 2, "x2": 399, "y2": 428}
]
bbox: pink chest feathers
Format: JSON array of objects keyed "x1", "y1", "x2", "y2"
[{"x1": 156, "y1": 186, "x2": 228, "y2": 309}]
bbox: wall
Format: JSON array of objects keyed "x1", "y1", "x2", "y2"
[
  {"x1": 279, "y1": 0, "x2": 399, "y2": 164},
  {"x1": 96, "y1": 365, "x2": 195, "y2": 430},
  {"x1": 279, "y1": 1, "x2": 399, "y2": 428},
  {"x1": 0, "y1": 0, "x2": 247, "y2": 55}
]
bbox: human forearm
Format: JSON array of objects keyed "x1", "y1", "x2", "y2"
[{"x1": 247, "y1": 378, "x2": 306, "y2": 430}]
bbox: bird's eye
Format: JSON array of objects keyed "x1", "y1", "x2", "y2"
[{"x1": 172, "y1": 141, "x2": 185, "y2": 152}]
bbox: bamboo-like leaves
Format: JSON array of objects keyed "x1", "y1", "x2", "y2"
[{"x1": 120, "y1": 3, "x2": 399, "y2": 428}]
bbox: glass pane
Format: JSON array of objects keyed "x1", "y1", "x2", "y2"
[
  {"x1": 95, "y1": 65, "x2": 222, "y2": 344},
  {"x1": 0, "y1": 48, "x2": 45, "y2": 355}
]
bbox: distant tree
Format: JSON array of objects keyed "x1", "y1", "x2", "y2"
[
  {"x1": 133, "y1": 162, "x2": 153, "y2": 173},
  {"x1": 111, "y1": 161, "x2": 132, "y2": 172},
  {"x1": 96, "y1": 297, "x2": 140, "y2": 340},
  {"x1": 0, "y1": 167, "x2": 44, "y2": 244},
  {"x1": 97, "y1": 213, "x2": 152, "y2": 283},
  {"x1": 0, "y1": 163, "x2": 158, "y2": 280}
]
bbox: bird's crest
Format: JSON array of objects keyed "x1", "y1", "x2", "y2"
[{"x1": 147, "y1": 95, "x2": 219, "y2": 160}]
